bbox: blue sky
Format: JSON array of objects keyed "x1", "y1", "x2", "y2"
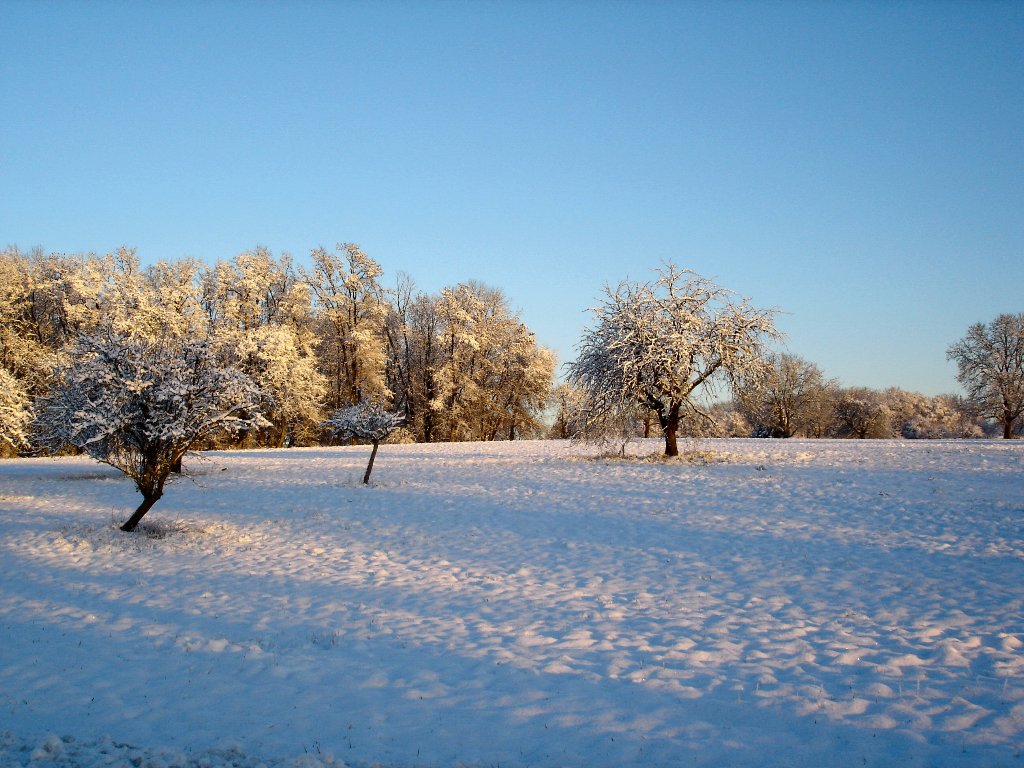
[{"x1": 3, "y1": 1, "x2": 1021, "y2": 396}]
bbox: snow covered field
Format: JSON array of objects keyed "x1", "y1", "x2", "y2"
[{"x1": 1, "y1": 438, "x2": 1022, "y2": 767}]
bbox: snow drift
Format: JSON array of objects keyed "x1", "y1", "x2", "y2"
[{"x1": 1, "y1": 439, "x2": 1021, "y2": 767}]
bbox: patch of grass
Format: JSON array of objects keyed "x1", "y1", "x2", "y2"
[
  {"x1": 584, "y1": 448, "x2": 731, "y2": 465},
  {"x1": 135, "y1": 518, "x2": 181, "y2": 540},
  {"x1": 646, "y1": 449, "x2": 730, "y2": 465}
]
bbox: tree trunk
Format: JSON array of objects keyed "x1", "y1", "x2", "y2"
[
  {"x1": 662, "y1": 404, "x2": 680, "y2": 457},
  {"x1": 362, "y1": 440, "x2": 380, "y2": 485},
  {"x1": 275, "y1": 418, "x2": 288, "y2": 448},
  {"x1": 1004, "y1": 417, "x2": 1014, "y2": 439},
  {"x1": 120, "y1": 490, "x2": 163, "y2": 532}
]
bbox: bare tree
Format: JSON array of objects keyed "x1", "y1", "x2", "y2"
[
  {"x1": 568, "y1": 263, "x2": 780, "y2": 457},
  {"x1": 738, "y1": 353, "x2": 835, "y2": 437},
  {"x1": 34, "y1": 330, "x2": 268, "y2": 531},
  {"x1": 947, "y1": 313, "x2": 1024, "y2": 439}
]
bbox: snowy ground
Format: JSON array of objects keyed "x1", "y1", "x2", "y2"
[{"x1": 1, "y1": 438, "x2": 1022, "y2": 767}]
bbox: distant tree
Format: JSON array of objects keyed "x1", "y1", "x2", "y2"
[
  {"x1": 947, "y1": 313, "x2": 1024, "y2": 439},
  {"x1": 323, "y1": 400, "x2": 404, "y2": 484},
  {"x1": 9, "y1": 248, "x2": 105, "y2": 351},
  {"x1": 549, "y1": 383, "x2": 586, "y2": 440},
  {"x1": 737, "y1": 353, "x2": 835, "y2": 437},
  {"x1": 709, "y1": 402, "x2": 753, "y2": 438},
  {"x1": 800, "y1": 382, "x2": 840, "y2": 438},
  {"x1": 202, "y1": 247, "x2": 307, "y2": 332},
  {"x1": 144, "y1": 256, "x2": 208, "y2": 339},
  {"x1": 34, "y1": 330, "x2": 268, "y2": 532},
  {"x1": 895, "y1": 391, "x2": 983, "y2": 439},
  {"x1": 200, "y1": 248, "x2": 323, "y2": 448},
  {"x1": 568, "y1": 263, "x2": 780, "y2": 457},
  {"x1": 831, "y1": 388, "x2": 892, "y2": 439},
  {"x1": 0, "y1": 248, "x2": 65, "y2": 391}
]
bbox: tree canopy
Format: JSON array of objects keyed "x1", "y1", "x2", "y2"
[
  {"x1": 947, "y1": 313, "x2": 1024, "y2": 439},
  {"x1": 568, "y1": 263, "x2": 780, "y2": 456},
  {"x1": 34, "y1": 330, "x2": 268, "y2": 531}
]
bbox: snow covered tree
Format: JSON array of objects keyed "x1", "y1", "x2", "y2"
[
  {"x1": 737, "y1": 353, "x2": 836, "y2": 437},
  {"x1": 0, "y1": 368, "x2": 32, "y2": 454},
  {"x1": 201, "y1": 248, "x2": 322, "y2": 447},
  {"x1": 323, "y1": 400, "x2": 404, "y2": 484},
  {"x1": 0, "y1": 247, "x2": 52, "y2": 393},
  {"x1": 488, "y1": 331, "x2": 555, "y2": 440},
  {"x1": 47, "y1": 247, "x2": 159, "y2": 339},
  {"x1": 708, "y1": 402, "x2": 753, "y2": 438},
  {"x1": 386, "y1": 284, "x2": 444, "y2": 442},
  {"x1": 143, "y1": 257, "x2": 208, "y2": 339},
  {"x1": 893, "y1": 391, "x2": 982, "y2": 439},
  {"x1": 202, "y1": 248, "x2": 308, "y2": 333},
  {"x1": 4, "y1": 246, "x2": 209, "y2": 350},
  {"x1": 34, "y1": 330, "x2": 269, "y2": 532},
  {"x1": 947, "y1": 313, "x2": 1024, "y2": 438},
  {"x1": 549, "y1": 383, "x2": 587, "y2": 440},
  {"x1": 431, "y1": 282, "x2": 554, "y2": 441},
  {"x1": 568, "y1": 263, "x2": 780, "y2": 457},
  {"x1": 301, "y1": 244, "x2": 391, "y2": 411},
  {"x1": 383, "y1": 274, "x2": 435, "y2": 441},
  {"x1": 831, "y1": 388, "x2": 892, "y2": 439},
  {"x1": 230, "y1": 324, "x2": 327, "y2": 446}
]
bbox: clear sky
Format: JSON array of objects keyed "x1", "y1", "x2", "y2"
[{"x1": 3, "y1": 0, "x2": 1021, "y2": 396}]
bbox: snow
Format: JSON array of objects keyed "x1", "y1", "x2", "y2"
[
  {"x1": 324, "y1": 401, "x2": 404, "y2": 443},
  {"x1": 1, "y1": 438, "x2": 1022, "y2": 767}
]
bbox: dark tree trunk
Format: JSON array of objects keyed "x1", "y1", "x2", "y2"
[
  {"x1": 1004, "y1": 417, "x2": 1014, "y2": 439},
  {"x1": 120, "y1": 490, "x2": 163, "y2": 532},
  {"x1": 661, "y1": 404, "x2": 680, "y2": 457},
  {"x1": 362, "y1": 440, "x2": 380, "y2": 485}
]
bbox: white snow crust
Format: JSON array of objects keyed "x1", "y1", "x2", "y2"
[{"x1": 1, "y1": 439, "x2": 1022, "y2": 767}]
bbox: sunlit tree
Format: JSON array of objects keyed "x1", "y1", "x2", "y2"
[
  {"x1": 0, "y1": 368, "x2": 32, "y2": 454},
  {"x1": 568, "y1": 263, "x2": 780, "y2": 457},
  {"x1": 301, "y1": 243, "x2": 391, "y2": 410}
]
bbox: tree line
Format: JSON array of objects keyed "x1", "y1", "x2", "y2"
[
  {"x1": 0, "y1": 244, "x2": 554, "y2": 455},
  {"x1": 559, "y1": 263, "x2": 1022, "y2": 451},
  {"x1": 1, "y1": 247, "x2": 1021, "y2": 460},
  {"x1": 555, "y1": 369, "x2": 992, "y2": 446}
]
